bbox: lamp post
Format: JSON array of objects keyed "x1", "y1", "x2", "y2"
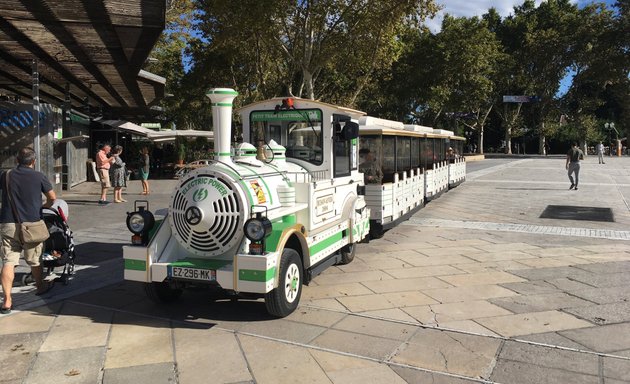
[{"x1": 605, "y1": 122, "x2": 618, "y2": 157}]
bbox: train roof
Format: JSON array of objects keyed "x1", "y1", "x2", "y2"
[
  {"x1": 237, "y1": 97, "x2": 366, "y2": 120},
  {"x1": 360, "y1": 125, "x2": 465, "y2": 140}
]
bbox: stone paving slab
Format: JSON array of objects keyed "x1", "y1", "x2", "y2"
[
  {"x1": 102, "y1": 363, "x2": 176, "y2": 384},
  {"x1": 239, "y1": 334, "x2": 332, "y2": 384},
  {"x1": 104, "y1": 312, "x2": 173, "y2": 369},
  {"x1": 564, "y1": 301, "x2": 630, "y2": 325},
  {"x1": 437, "y1": 271, "x2": 526, "y2": 287},
  {"x1": 311, "y1": 349, "x2": 408, "y2": 384},
  {"x1": 488, "y1": 292, "x2": 594, "y2": 314},
  {"x1": 331, "y1": 315, "x2": 416, "y2": 342},
  {"x1": 310, "y1": 329, "x2": 402, "y2": 360},
  {"x1": 174, "y1": 328, "x2": 251, "y2": 384},
  {"x1": 476, "y1": 310, "x2": 593, "y2": 337},
  {"x1": 422, "y1": 284, "x2": 519, "y2": 303},
  {"x1": 567, "y1": 285, "x2": 630, "y2": 304},
  {"x1": 560, "y1": 322, "x2": 630, "y2": 353},
  {"x1": 489, "y1": 360, "x2": 600, "y2": 384},
  {"x1": 391, "y1": 328, "x2": 501, "y2": 378},
  {"x1": 0, "y1": 332, "x2": 47, "y2": 382},
  {"x1": 39, "y1": 301, "x2": 112, "y2": 352},
  {"x1": 25, "y1": 346, "x2": 106, "y2": 384},
  {"x1": 497, "y1": 340, "x2": 599, "y2": 375}
]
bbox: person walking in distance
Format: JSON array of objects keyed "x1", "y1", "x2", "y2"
[
  {"x1": 597, "y1": 141, "x2": 605, "y2": 164},
  {"x1": 96, "y1": 144, "x2": 115, "y2": 205},
  {"x1": 566, "y1": 142, "x2": 584, "y2": 190},
  {"x1": 139, "y1": 147, "x2": 150, "y2": 195},
  {"x1": 1, "y1": 147, "x2": 57, "y2": 314}
]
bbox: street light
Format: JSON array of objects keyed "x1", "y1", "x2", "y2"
[{"x1": 604, "y1": 122, "x2": 618, "y2": 156}]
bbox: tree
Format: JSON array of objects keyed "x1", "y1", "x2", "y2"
[
  {"x1": 428, "y1": 15, "x2": 504, "y2": 154},
  {"x1": 143, "y1": 0, "x2": 213, "y2": 130},
  {"x1": 500, "y1": 0, "x2": 581, "y2": 154},
  {"x1": 563, "y1": 1, "x2": 630, "y2": 145},
  {"x1": 192, "y1": 0, "x2": 439, "y2": 105}
]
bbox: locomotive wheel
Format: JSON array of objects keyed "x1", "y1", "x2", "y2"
[
  {"x1": 338, "y1": 243, "x2": 355, "y2": 265},
  {"x1": 265, "y1": 248, "x2": 302, "y2": 317},
  {"x1": 145, "y1": 282, "x2": 183, "y2": 303}
]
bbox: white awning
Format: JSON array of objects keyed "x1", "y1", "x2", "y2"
[
  {"x1": 149, "y1": 129, "x2": 214, "y2": 142},
  {"x1": 96, "y1": 119, "x2": 158, "y2": 137},
  {"x1": 96, "y1": 119, "x2": 214, "y2": 141}
]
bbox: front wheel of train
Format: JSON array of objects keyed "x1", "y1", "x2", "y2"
[
  {"x1": 265, "y1": 248, "x2": 302, "y2": 317},
  {"x1": 145, "y1": 281, "x2": 183, "y2": 303}
]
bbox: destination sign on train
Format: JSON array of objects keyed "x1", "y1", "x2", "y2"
[{"x1": 251, "y1": 109, "x2": 322, "y2": 122}]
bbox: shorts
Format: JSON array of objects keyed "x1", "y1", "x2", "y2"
[
  {"x1": 139, "y1": 168, "x2": 149, "y2": 181},
  {"x1": 1, "y1": 223, "x2": 42, "y2": 267},
  {"x1": 98, "y1": 168, "x2": 111, "y2": 188}
]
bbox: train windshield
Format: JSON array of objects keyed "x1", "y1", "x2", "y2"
[{"x1": 249, "y1": 109, "x2": 323, "y2": 165}]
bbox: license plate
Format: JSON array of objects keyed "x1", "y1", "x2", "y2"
[{"x1": 169, "y1": 267, "x2": 216, "y2": 281}]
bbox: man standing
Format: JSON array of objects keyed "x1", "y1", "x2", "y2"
[
  {"x1": 597, "y1": 141, "x2": 605, "y2": 164},
  {"x1": 1, "y1": 147, "x2": 56, "y2": 313},
  {"x1": 96, "y1": 144, "x2": 115, "y2": 205},
  {"x1": 566, "y1": 142, "x2": 584, "y2": 190}
]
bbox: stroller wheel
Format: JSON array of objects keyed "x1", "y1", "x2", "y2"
[{"x1": 21, "y1": 273, "x2": 34, "y2": 286}]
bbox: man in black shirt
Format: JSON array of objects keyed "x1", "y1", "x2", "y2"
[
  {"x1": 566, "y1": 142, "x2": 584, "y2": 190},
  {"x1": 0, "y1": 147, "x2": 56, "y2": 313}
]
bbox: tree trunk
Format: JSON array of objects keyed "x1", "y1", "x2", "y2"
[
  {"x1": 303, "y1": 68, "x2": 315, "y2": 100},
  {"x1": 538, "y1": 121, "x2": 545, "y2": 155},
  {"x1": 504, "y1": 103, "x2": 512, "y2": 154},
  {"x1": 478, "y1": 128, "x2": 484, "y2": 154}
]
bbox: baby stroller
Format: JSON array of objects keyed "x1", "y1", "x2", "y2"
[
  {"x1": 21, "y1": 200, "x2": 77, "y2": 287},
  {"x1": 22, "y1": 199, "x2": 76, "y2": 285},
  {"x1": 41, "y1": 202, "x2": 76, "y2": 285}
]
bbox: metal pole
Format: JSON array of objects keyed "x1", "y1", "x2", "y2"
[{"x1": 32, "y1": 58, "x2": 40, "y2": 171}]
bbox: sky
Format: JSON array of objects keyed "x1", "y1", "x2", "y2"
[
  {"x1": 425, "y1": 0, "x2": 617, "y2": 32},
  {"x1": 423, "y1": 0, "x2": 618, "y2": 96}
]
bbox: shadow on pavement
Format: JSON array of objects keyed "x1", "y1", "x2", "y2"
[
  {"x1": 51, "y1": 281, "x2": 277, "y2": 329},
  {"x1": 74, "y1": 241, "x2": 124, "y2": 264}
]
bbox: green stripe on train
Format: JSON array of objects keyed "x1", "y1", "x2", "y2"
[
  {"x1": 239, "y1": 267, "x2": 276, "y2": 282},
  {"x1": 125, "y1": 259, "x2": 146, "y2": 271},
  {"x1": 309, "y1": 231, "x2": 344, "y2": 256}
]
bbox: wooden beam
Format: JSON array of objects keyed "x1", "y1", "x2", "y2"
[
  {"x1": 0, "y1": 17, "x2": 110, "y2": 107},
  {"x1": 19, "y1": 0, "x2": 130, "y2": 107}
]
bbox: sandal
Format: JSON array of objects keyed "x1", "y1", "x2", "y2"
[
  {"x1": 35, "y1": 281, "x2": 55, "y2": 296},
  {"x1": 0, "y1": 306, "x2": 11, "y2": 314}
]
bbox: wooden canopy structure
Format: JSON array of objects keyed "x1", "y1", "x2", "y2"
[{"x1": 0, "y1": 0, "x2": 166, "y2": 119}]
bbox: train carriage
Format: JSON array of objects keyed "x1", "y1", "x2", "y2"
[{"x1": 359, "y1": 118, "x2": 466, "y2": 238}]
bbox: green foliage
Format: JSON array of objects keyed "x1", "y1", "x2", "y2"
[{"x1": 144, "y1": 0, "x2": 628, "y2": 149}]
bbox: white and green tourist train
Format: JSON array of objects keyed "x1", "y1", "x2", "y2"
[{"x1": 122, "y1": 88, "x2": 465, "y2": 317}]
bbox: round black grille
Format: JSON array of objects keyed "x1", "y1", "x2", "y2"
[{"x1": 169, "y1": 172, "x2": 244, "y2": 257}]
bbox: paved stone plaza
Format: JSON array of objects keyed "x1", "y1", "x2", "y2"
[{"x1": 2, "y1": 156, "x2": 630, "y2": 383}]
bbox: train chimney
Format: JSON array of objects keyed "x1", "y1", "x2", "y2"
[{"x1": 206, "y1": 88, "x2": 238, "y2": 164}]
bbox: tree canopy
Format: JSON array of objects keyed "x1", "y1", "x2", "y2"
[{"x1": 145, "y1": 0, "x2": 629, "y2": 154}]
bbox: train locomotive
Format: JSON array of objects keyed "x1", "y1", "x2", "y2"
[{"x1": 123, "y1": 88, "x2": 370, "y2": 317}]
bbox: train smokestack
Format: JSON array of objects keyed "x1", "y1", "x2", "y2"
[{"x1": 206, "y1": 88, "x2": 238, "y2": 163}]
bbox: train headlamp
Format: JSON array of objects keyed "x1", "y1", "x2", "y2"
[
  {"x1": 126, "y1": 202, "x2": 155, "y2": 245},
  {"x1": 127, "y1": 213, "x2": 146, "y2": 233},
  {"x1": 244, "y1": 215, "x2": 272, "y2": 242}
]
